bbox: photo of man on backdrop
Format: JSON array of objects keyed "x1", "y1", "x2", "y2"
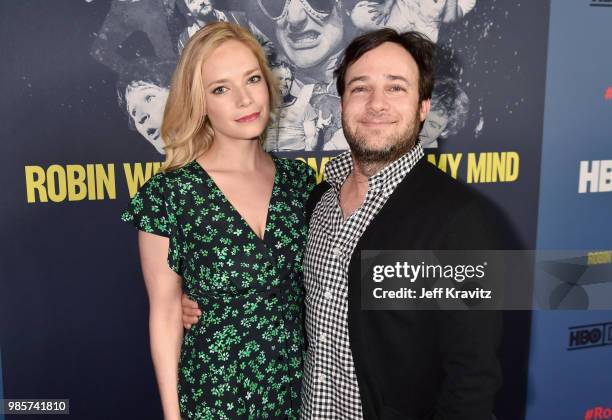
[{"x1": 90, "y1": 0, "x2": 489, "y2": 155}]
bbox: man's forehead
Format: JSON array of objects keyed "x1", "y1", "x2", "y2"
[{"x1": 346, "y1": 43, "x2": 418, "y2": 79}]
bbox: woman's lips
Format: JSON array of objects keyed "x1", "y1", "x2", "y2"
[{"x1": 236, "y1": 112, "x2": 260, "y2": 123}]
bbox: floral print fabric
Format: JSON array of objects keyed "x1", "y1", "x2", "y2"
[{"x1": 121, "y1": 157, "x2": 315, "y2": 419}]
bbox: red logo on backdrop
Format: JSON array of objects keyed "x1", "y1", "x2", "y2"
[
  {"x1": 585, "y1": 407, "x2": 612, "y2": 420},
  {"x1": 605, "y1": 87, "x2": 612, "y2": 101}
]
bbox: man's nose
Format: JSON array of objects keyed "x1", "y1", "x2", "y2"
[
  {"x1": 137, "y1": 111, "x2": 149, "y2": 125},
  {"x1": 285, "y1": 0, "x2": 307, "y2": 30},
  {"x1": 366, "y1": 88, "x2": 389, "y2": 113}
]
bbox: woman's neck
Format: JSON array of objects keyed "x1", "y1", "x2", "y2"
[{"x1": 198, "y1": 136, "x2": 268, "y2": 172}]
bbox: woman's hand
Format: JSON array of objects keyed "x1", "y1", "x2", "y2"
[{"x1": 181, "y1": 293, "x2": 202, "y2": 329}]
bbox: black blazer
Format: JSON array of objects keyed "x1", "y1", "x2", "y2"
[{"x1": 306, "y1": 158, "x2": 502, "y2": 420}]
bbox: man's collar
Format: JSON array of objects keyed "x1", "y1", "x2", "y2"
[
  {"x1": 324, "y1": 150, "x2": 353, "y2": 193},
  {"x1": 324, "y1": 142, "x2": 425, "y2": 197}
]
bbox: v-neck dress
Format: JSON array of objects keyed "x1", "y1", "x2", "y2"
[{"x1": 121, "y1": 157, "x2": 315, "y2": 419}]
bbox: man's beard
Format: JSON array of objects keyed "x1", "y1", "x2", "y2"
[
  {"x1": 342, "y1": 109, "x2": 421, "y2": 173},
  {"x1": 193, "y1": 3, "x2": 213, "y2": 20}
]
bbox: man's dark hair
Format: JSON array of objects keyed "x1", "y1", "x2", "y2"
[
  {"x1": 431, "y1": 77, "x2": 469, "y2": 137},
  {"x1": 334, "y1": 29, "x2": 435, "y2": 103},
  {"x1": 269, "y1": 56, "x2": 295, "y2": 77}
]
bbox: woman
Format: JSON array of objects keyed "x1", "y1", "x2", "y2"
[{"x1": 121, "y1": 22, "x2": 314, "y2": 419}]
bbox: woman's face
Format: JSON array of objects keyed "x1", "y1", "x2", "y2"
[
  {"x1": 419, "y1": 109, "x2": 448, "y2": 147},
  {"x1": 125, "y1": 83, "x2": 169, "y2": 154},
  {"x1": 201, "y1": 41, "x2": 270, "y2": 143}
]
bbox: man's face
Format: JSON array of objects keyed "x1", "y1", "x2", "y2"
[
  {"x1": 274, "y1": 0, "x2": 344, "y2": 69},
  {"x1": 184, "y1": 0, "x2": 213, "y2": 18},
  {"x1": 419, "y1": 109, "x2": 448, "y2": 147},
  {"x1": 273, "y1": 65, "x2": 294, "y2": 98},
  {"x1": 126, "y1": 83, "x2": 169, "y2": 154},
  {"x1": 341, "y1": 42, "x2": 430, "y2": 165}
]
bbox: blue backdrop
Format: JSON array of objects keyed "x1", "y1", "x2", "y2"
[{"x1": 526, "y1": 1, "x2": 612, "y2": 419}]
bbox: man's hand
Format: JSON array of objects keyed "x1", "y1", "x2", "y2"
[
  {"x1": 367, "y1": 0, "x2": 393, "y2": 25},
  {"x1": 181, "y1": 293, "x2": 201, "y2": 329}
]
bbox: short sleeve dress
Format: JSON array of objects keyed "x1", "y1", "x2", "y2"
[{"x1": 121, "y1": 157, "x2": 316, "y2": 419}]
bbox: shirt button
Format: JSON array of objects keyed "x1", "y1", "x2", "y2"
[
  {"x1": 318, "y1": 373, "x2": 327, "y2": 384},
  {"x1": 324, "y1": 289, "x2": 333, "y2": 300},
  {"x1": 332, "y1": 247, "x2": 342, "y2": 257}
]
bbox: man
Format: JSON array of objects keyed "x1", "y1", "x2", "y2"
[
  {"x1": 350, "y1": 0, "x2": 477, "y2": 43},
  {"x1": 419, "y1": 76, "x2": 469, "y2": 148},
  {"x1": 253, "y1": 0, "x2": 349, "y2": 85},
  {"x1": 249, "y1": 0, "x2": 354, "y2": 149},
  {"x1": 183, "y1": 29, "x2": 501, "y2": 419},
  {"x1": 265, "y1": 59, "x2": 328, "y2": 152},
  {"x1": 177, "y1": 0, "x2": 231, "y2": 53},
  {"x1": 177, "y1": 0, "x2": 266, "y2": 54},
  {"x1": 118, "y1": 61, "x2": 175, "y2": 155},
  {"x1": 124, "y1": 80, "x2": 169, "y2": 154}
]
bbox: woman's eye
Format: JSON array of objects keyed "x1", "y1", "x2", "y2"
[
  {"x1": 248, "y1": 75, "x2": 262, "y2": 84},
  {"x1": 212, "y1": 86, "x2": 227, "y2": 95}
]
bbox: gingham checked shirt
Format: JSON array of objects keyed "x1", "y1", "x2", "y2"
[{"x1": 300, "y1": 144, "x2": 425, "y2": 419}]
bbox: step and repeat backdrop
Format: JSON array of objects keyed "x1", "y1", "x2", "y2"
[
  {"x1": 526, "y1": 2, "x2": 612, "y2": 420},
  {"x1": 0, "y1": 0, "x2": 609, "y2": 419}
]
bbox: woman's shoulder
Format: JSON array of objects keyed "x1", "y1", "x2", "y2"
[
  {"x1": 274, "y1": 156, "x2": 317, "y2": 194},
  {"x1": 153, "y1": 161, "x2": 203, "y2": 186},
  {"x1": 133, "y1": 162, "x2": 204, "y2": 202}
]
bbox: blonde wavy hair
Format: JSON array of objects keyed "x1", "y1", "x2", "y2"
[{"x1": 160, "y1": 22, "x2": 279, "y2": 172}]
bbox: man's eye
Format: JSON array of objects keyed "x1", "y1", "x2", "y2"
[
  {"x1": 212, "y1": 86, "x2": 227, "y2": 95},
  {"x1": 389, "y1": 85, "x2": 406, "y2": 92},
  {"x1": 351, "y1": 86, "x2": 367, "y2": 93}
]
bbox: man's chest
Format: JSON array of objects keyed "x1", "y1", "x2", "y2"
[{"x1": 303, "y1": 194, "x2": 376, "y2": 293}]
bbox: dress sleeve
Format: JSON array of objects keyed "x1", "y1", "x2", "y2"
[
  {"x1": 121, "y1": 173, "x2": 172, "y2": 237},
  {"x1": 121, "y1": 173, "x2": 184, "y2": 274}
]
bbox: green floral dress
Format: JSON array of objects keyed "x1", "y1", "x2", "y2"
[{"x1": 121, "y1": 157, "x2": 315, "y2": 419}]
